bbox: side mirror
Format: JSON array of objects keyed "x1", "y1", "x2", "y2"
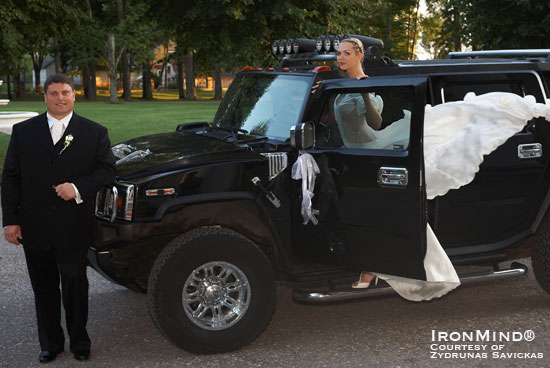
[{"x1": 290, "y1": 122, "x2": 315, "y2": 150}]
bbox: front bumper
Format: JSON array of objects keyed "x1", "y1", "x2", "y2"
[
  {"x1": 94, "y1": 219, "x2": 142, "y2": 247},
  {"x1": 88, "y1": 219, "x2": 143, "y2": 285},
  {"x1": 87, "y1": 247, "x2": 118, "y2": 284}
]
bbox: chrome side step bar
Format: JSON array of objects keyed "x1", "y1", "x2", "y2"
[{"x1": 292, "y1": 262, "x2": 528, "y2": 303}]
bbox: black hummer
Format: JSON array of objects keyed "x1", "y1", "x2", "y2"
[{"x1": 89, "y1": 35, "x2": 550, "y2": 354}]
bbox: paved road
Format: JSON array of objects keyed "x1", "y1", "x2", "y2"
[{"x1": 1, "y1": 234, "x2": 549, "y2": 368}]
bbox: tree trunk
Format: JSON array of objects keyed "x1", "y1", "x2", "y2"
[
  {"x1": 31, "y1": 58, "x2": 42, "y2": 93},
  {"x1": 121, "y1": 50, "x2": 131, "y2": 101},
  {"x1": 214, "y1": 64, "x2": 222, "y2": 100},
  {"x1": 107, "y1": 33, "x2": 118, "y2": 104},
  {"x1": 53, "y1": 36, "x2": 62, "y2": 73},
  {"x1": 6, "y1": 75, "x2": 12, "y2": 100},
  {"x1": 12, "y1": 73, "x2": 22, "y2": 99},
  {"x1": 82, "y1": 64, "x2": 90, "y2": 99},
  {"x1": 177, "y1": 58, "x2": 184, "y2": 99},
  {"x1": 453, "y1": 11, "x2": 461, "y2": 52},
  {"x1": 385, "y1": 9, "x2": 392, "y2": 53},
  {"x1": 89, "y1": 62, "x2": 97, "y2": 101},
  {"x1": 184, "y1": 51, "x2": 196, "y2": 100},
  {"x1": 117, "y1": 0, "x2": 130, "y2": 101},
  {"x1": 142, "y1": 63, "x2": 153, "y2": 100},
  {"x1": 410, "y1": 0, "x2": 420, "y2": 60},
  {"x1": 164, "y1": 61, "x2": 168, "y2": 89}
]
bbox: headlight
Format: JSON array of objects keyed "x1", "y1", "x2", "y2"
[
  {"x1": 118, "y1": 184, "x2": 135, "y2": 221},
  {"x1": 95, "y1": 183, "x2": 135, "y2": 222}
]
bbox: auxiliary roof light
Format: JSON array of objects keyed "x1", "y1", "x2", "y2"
[
  {"x1": 315, "y1": 36, "x2": 325, "y2": 52},
  {"x1": 272, "y1": 40, "x2": 280, "y2": 55},
  {"x1": 323, "y1": 35, "x2": 335, "y2": 52},
  {"x1": 278, "y1": 40, "x2": 286, "y2": 55},
  {"x1": 332, "y1": 35, "x2": 344, "y2": 51},
  {"x1": 285, "y1": 39, "x2": 294, "y2": 54}
]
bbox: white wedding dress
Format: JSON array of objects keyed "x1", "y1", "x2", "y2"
[{"x1": 296, "y1": 91, "x2": 550, "y2": 301}]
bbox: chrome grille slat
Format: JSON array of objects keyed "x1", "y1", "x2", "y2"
[{"x1": 261, "y1": 152, "x2": 288, "y2": 180}]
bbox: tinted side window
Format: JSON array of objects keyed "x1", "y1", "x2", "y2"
[
  {"x1": 316, "y1": 87, "x2": 414, "y2": 151},
  {"x1": 432, "y1": 72, "x2": 546, "y2": 104},
  {"x1": 440, "y1": 80, "x2": 523, "y2": 103}
]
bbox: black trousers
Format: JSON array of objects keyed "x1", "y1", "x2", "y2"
[{"x1": 23, "y1": 245, "x2": 91, "y2": 353}]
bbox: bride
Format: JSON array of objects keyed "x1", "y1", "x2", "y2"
[{"x1": 322, "y1": 37, "x2": 550, "y2": 300}]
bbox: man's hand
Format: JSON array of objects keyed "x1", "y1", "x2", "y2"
[
  {"x1": 4, "y1": 225, "x2": 22, "y2": 245},
  {"x1": 54, "y1": 182, "x2": 76, "y2": 201}
]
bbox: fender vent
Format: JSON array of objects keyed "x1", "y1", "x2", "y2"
[{"x1": 261, "y1": 152, "x2": 288, "y2": 180}]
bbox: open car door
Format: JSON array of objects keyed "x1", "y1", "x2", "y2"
[{"x1": 291, "y1": 75, "x2": 429, "y2": 280}]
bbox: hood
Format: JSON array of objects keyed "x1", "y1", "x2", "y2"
[{"x1": 112, "y1": 132, "x2": 249, "y2": 179}]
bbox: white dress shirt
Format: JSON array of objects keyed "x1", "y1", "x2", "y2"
[{"x1": 46, "y1": 112, "x2": 83, "y2": 204}]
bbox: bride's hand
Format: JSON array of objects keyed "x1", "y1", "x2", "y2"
[
  {"x1": 357, "y1": 74, "x2": 369, "y2": 80},
  {"x1": 311, "y1": 80, "x2": 322, "y2": 94}
]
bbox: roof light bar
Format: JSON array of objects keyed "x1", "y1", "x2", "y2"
[{"x1": 271, "y1": 35, "x2": 384, "y2": 56}]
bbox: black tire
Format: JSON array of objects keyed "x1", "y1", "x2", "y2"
[
  {"x1": 147, "y1": 226, "x2": 277, "y2": 354},
  {"x1": 533, "y1": 212, "x2": 550, "y2": 295}
]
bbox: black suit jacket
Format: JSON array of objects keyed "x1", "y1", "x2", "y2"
[{"x1": 1, "y1": 112, "x2": 116, "y2": 250}]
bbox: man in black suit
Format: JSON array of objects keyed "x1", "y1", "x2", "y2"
[{"x1": 2, "y1": 73, "x2": 116, "y2": 363}]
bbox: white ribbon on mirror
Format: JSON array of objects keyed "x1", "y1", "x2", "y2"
[{"x1": 291, "y1": 151, "x2": 320, "y2": 225}]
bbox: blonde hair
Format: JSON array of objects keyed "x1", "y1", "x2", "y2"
[{"x1": 341, "y1": 37, "x2": 364, "y2": 55}]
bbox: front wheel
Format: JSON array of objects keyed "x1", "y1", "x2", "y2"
[{"x1": 147, "y1": 227, "x2": 277, "y2": 354}]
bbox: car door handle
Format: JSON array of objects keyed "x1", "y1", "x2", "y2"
[
  {"x1": 378, "y1": 167, "x2": 408, "y2": 187},
  {"x1": 518, "y1": 143, "x2": 542, "y2": 159}
]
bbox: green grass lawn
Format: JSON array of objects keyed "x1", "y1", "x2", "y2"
[
  {"x1": 0, "y1": 101, "x2": 220, "y2": 180},
  {"x1": 0, "y1": 88, "x2": 225, "y2": 103}
]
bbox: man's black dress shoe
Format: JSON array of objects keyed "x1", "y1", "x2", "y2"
[
  {"x1": 39, "y1": 351, "x2": 57, "y2": 363},
  {"x1": 73, "y1": 351, "x2": 90, "y2": 361}
]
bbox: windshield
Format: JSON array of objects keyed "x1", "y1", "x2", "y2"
[{"x1": 212, "y1": 74, "x2": 310, "y2": 141}]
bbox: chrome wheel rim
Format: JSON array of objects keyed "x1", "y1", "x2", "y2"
[{"x1": 182, "y1": 261, "x2": 251, "y2": 331}]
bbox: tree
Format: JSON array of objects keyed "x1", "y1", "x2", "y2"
[
  {"x1": 15, "y1": 0, "x2": 80, "y2": 92},
  {"x1": 0, "y1": 0, "x2": 27, "y2": 98},
  {"x1": 150, "y1": 0, "x2": 363, "y2": 100},
  {"x1": 420, "y1": 0, "x2": 465, "y2": 58},
  {"x1": 461, "y1": 0, "x2": 550, "y2": 50},
  {"x1": 100, "y1": 0, "x2": 160, "y2": 103}
]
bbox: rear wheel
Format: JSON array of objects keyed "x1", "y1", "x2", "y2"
[
  {"x1": 533, "y1": 212, "x2": 550, "y2": 295},
  {"x1": 147, "y1": 226, "x2": 277, "y2": 353}
]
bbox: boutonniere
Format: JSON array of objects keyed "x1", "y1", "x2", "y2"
[{"x1": 59, "y1": 134, "x2": 74, "y2": 155}]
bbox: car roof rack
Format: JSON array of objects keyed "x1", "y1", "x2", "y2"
[{"x1": 448, "y1": 49, "x2": 550, "y2": 62}]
